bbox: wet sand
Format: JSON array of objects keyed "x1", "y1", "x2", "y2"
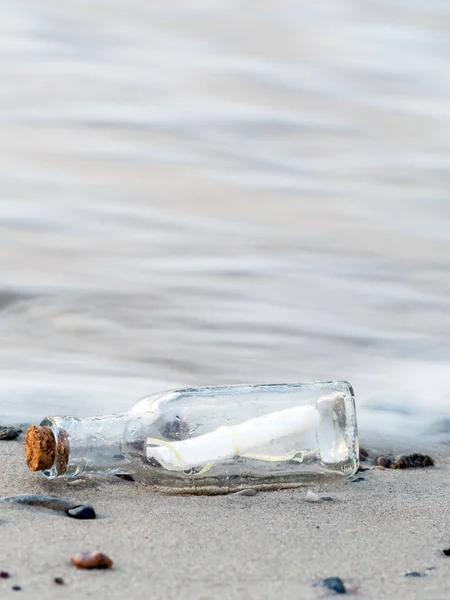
[{"x1": 0, "y1": 438, "x2": 449, "y2": 599}]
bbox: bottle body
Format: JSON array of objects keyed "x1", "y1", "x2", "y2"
[{"x1": 32, "y1": 381, "x2": 358, "y2": 494}]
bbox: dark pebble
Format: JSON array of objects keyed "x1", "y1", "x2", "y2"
[
  {"x1": 351, "y1": 477, "x2": 365, "y2": 483},
  {"x1": 0, "y1": 427, "x2": 21, "y2": 441},
  {"x1": 443, "y1": 547, "x2": 450, "y2": 556},
  {"x1": 405, "y1": 572, "x2": 426, "y2": 578},
  {"x1": 54, "y1": 577, "x2": 65, "y2": 585},
  {"x1": 0, "y1": 571, "x2": 10, "y2": 579},
  {"x1": 66, "y1": 505, "x2": 96, "y2": 520},
  {"x1": 377, "y1": 456, "x2": 392, "y2": 468},
  {"x1": 357, "y1": 466, "x2": 369, "y2": 472},
  {"x1": 319, "y1": 496, "x2": 334, "y2": 502},
  {"x1": 12, "y1": 585, "x2": 21, "y2": 591},
  {"x1": 315, "y1": 577, "x2": 347, "y2": 594},
  {"x1": 391, "y1": 453, "x2": 434, "y2": 469},
  {"x1": 359, "y1": 447, "x2": 369, "y2": 461}
]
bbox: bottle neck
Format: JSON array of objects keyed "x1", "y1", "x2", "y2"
[{"x1": 40, "y1": 413, "x2": 131, "y2": 479}]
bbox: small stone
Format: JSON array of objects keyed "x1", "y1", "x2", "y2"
[
  {"x1": 315, "y1": 577, "x2": 347, "y2": 594},
  {"x1": 54, "y1": 577, "x2": 64, "y2": 585},
  {"x1": 66, "y1": 505, "x2": 96, "y2": 520},
  {"x1": 351, "y1": 477, "x2": 365, "y2": 483},
  {"x1": 0, "y1": 571, "x2": 10, "y2": 579},
  {"x1": 0, "y1": 494, "x2": 75, "y2": 513},
  {"x1": 405, "y1": 571, "x2": 426, "y2": 578},
  {"x1": 391, "y1": 453, "x2": 434, "y2": 469},
  {"x1": 0, "y1": 427, "x2": 21, "y2": 441},
  {"x1": 70, "y1": 552, "x2": 113, "y2": 570},
  {"x1": 443, "y1": 547, "x2": 450, "y2": 556},
  {"x1": 359, "y1": 447, "x2": 369, "y2": 461},
  {"x1": 12, "y1": 585, "x2": 22, "y2": 591},
  {"x1": 319, "y1": 496, "x2": 334, "y2": 502},
  {"x1": 233, "y1": 489, "x2": 257, "y2": 497},
  {"x1": 377, "y1": 456, "x2": 392, "y2": 468},
  {"x1": 305, "y1": 490, "x2": 320, "y2": 502}
]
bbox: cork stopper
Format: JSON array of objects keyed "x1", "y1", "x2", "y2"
[{"x1": 25, "y1": 425, "x2": 56, "y2": 471}]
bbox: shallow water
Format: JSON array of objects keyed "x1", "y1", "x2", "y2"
[{"x1": 1, "y1": 1, "x2": 450, "y2": 448}]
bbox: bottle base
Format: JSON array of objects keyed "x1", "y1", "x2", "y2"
[{"x1": 133, "y1": 469, "x2": 348, "y2": 495}]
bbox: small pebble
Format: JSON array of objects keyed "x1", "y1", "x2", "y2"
[
  {"x1": 377, "y1": 456, "x2": 392, "y2": 468},
  {"x1": 391, "y1": 453, "x2": 434, "y2": 469},
  {"x1": 305, "y1": 490, "x2": 320, "y2": 503},
  {"x1": 0, "y1": 571, "x2": 10, "y2": 579},
  {"x1": 315, "y1": 577, "x2": 347, "y2": 594},
  {"x1": 12, "y1": 585, "x2": 21, "y2": 591},
  {"x1": 233, "y1": 489, "x2": 257, "y2": 497},
  {"x1": 66, "y1": 505, "x2": 96, "y2": 520},
  {"x1": 319, "y1": 496, "x2": 334, "y2": 502},
  {"x1": 405, "y1": 572, "x2": 426, "y2": 578},
  {"x1": 359, "y1": 447, "x2": 369, "y2": 461},
  {"x1": 0, "y1": 494, "x2": 76, "y2": 513},
  {"x1": 54, "y1": 577, "x2": 64, "y2": 585},
  {"x1": 0, "y1": 427, "x2": 21, "y2": 441},
  {"x1": 443, "y1": 547, "x2": 450, "y2": 556},
  {"x1": 70, "y1": 552, "x2": 113, "y2": 570},
  {"x1": 351, "y1": 477, "x2": 365, "y2": 483}
]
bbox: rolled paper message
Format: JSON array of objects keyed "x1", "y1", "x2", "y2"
[{"x1": 146, "y1": 404, "x2": 321, "y2": 471}]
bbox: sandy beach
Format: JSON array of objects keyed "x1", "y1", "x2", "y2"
[
  {"x1": 1, "y1": 1, "x2": 450, "y2": 597},
  {"x1": 0, "y1": 435, "x2": 448, "y2": 599}
]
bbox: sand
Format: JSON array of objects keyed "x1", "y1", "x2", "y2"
[{"x1": 0, "y1": 437, "x2": 449, "y2": 600}]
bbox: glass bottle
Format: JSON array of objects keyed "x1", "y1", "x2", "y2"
[{"x1": 25, "y1": 381, "x2": 359, "y2": 494}]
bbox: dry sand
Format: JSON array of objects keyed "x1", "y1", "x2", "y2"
[{"x1": 0, "y1": 437, "x2": 449, "y2": 599}]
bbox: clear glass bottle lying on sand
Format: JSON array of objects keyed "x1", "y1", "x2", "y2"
[{"x1": 25, "y1": 381, "x2": 359, "y2": 494}]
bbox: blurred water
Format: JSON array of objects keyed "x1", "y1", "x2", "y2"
[{"x1": 1, "y1": 0, "x2": 450, "y2": 449}]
